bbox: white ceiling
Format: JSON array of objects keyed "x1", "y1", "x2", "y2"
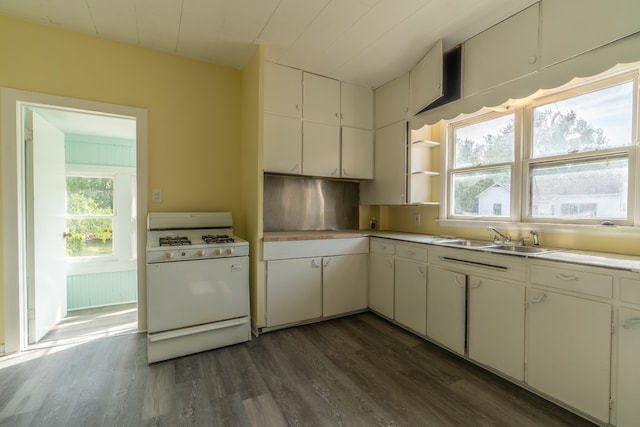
[
  {"x1": 31, "y1": 107, "x2": 136, "y2": 140},
  {"x1": 0, "y1": 0, "x2": 536, "y2": 89}
]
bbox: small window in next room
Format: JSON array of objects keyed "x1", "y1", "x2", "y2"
[{"x1": 66, "y1": 175, "x2": 114, "y2": 257}]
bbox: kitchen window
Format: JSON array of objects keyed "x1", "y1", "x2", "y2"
[{"x1": 445, "y1": 71, "x2": 639, "y2": 228}]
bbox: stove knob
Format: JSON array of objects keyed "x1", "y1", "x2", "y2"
[
  {"x1": 165, "y1": 252, "x2": 174, "y2": 259},
  {"x1": 214, "y1": 248, "x2": 223, "y2": 255},
  {"x1": 198, "y1": 250, "x2": 206, "y2": 256},
  {"x1": 226, "y1": 248, "x2": 234, "y2": 255}
]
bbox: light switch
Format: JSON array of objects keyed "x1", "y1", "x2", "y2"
[{"x1": 152, "y1": 189, "x2": 162, "y2": 203}]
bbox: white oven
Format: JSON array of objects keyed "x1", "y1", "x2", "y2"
[{"x1": 146, "y1": 212, "x2": 250, "y2": 363}]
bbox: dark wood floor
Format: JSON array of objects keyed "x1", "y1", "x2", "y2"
[{"x1": 0, "y1": 312, "x2": 595, "y2": 427}]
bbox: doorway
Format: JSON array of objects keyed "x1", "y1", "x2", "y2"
[{"x1": 1, "y1": 88, "x2": 148, "y2": 354}]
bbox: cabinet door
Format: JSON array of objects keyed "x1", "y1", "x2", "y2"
[
  {"x1": 374, "y1": 121, "x2": 407, "y2": 205},
  {"x1": 427, "y1": 266, "x2": 466, "y2": 354},
  {"x1": 395, "y1": 258, "x2": 427, "y2": 335},
  {"x1": 264, "y1": 113, "x2": 302, "y2": 174},
  {"x1": 375, "y1": 73, "x2": 409, "y2": 129},
  {"x1": 369, "y1": 252, "x2": 394, "y2": 318},
  {"x1": 464, "y1": 4, "x2": 539, "y2": 97},
  {"x1": 527, "y1": 289, "x2": 611, "y2": 423},
  {"x1": 266, "y1": 258, "x2": 322, "y2": 327},
  {"x1": 302, "y1": 121, "x2": 340, "y2": 177},
  {"x1": 541, "y1": 0, "x2": 640, "y2": 68},
  {"x1": 341, "y1": 127, "x2": 373, "y2": 179},
  {"x1": 264, "y1": 62, "x2": 302, "y2": 117},
  {"x1": 410, "y1": 39, "x2": 442, "y2": 114},
  {"x1": 303, "y1": 73, "x2": 340, "y2": 125},
  {"x1": 617, "y1": 307, "x2": 640, "y2": 427},
  {"x1": 341, "y1": 82, "x2": 373, "y2": 129},
  {"x1": 323, "y1": 254, "x2": 368, "y2": 317},
  {"x1": 468, "y1": 276, "x2": 524, "y2": 380}
]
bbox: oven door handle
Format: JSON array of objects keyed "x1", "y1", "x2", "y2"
[{"x1": 148, "y1": 317, "x2": 247, "y2": 342}]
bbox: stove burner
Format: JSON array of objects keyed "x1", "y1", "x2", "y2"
[
  {"x1": 159, "y1": 236, "x2": 191, "y2": 246},
  {"x1": 202, "y1": 234, "x2": 235, "y2": 244}
]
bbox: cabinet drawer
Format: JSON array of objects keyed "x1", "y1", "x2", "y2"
[
  {"x1": 530, "y1": 265, "x2": 612, "y2": 298},
  {"x1": 395, "y1": 243, "x2": 428, "y2": 262},
  {"x1": 621, "y1": 278, "x2": 640, "y2": 305},
  {"x1": 370, "y1": 238, "x2": 395, "y2": 255}
]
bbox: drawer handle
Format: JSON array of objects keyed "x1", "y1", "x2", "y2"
[
  {"x1": 407, "y1": 250, "x2": 416, "y2": 255},
  {"x1": 379, "y1": 245, "x2": 387, "y2": 250},
  {"x1": 530, "y1": 293, "x2": 546, "y2": 304},
  {"x1": 555, "y1": 273, "x2": 578, "y2": 281},
  {"x1": 623, "y1": 318, "x2": 640, "y2": 329}
]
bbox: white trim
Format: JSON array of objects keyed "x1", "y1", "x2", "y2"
[{"x1": 1, "y1": 88, "x2": 148, "y2": 353}]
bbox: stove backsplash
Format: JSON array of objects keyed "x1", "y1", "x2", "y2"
[{"x1": 264, "y1": 174, "x2": 359, "y2": 232}]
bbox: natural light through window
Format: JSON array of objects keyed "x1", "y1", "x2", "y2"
[{"x1": 446, "y1": 71, "x2": 638, "y2": 227}]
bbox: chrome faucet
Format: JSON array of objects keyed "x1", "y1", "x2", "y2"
[
  {"x1": 530, "y1": 230, "x2": 540, "y2": 246},
  {"x1": 487, "y1": 226, "x2": 511, "y2": 244}
]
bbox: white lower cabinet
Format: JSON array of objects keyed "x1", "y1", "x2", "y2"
[
  {"x1": 527, "y1": 288, "x2": 611, "y2": 423},
  {"x1": 266, "y1": 257, "x2": 322, "y2": 327},
  {"x1": 617, "y1": 306, "x2": 640, "y2": 427},
  {"x1": 323, "y1": 254, "x2": 368, "y2": 317},
  {"x1": 369, "y1": 252, "x2": 394, "y2": 318},
  {"x1": 427, "y1": 266, "x2": 466, "y2": 355},
  {"x1": 394, "y1": 258, "x2": 427, "y2": 335},
  {"x1": 468, "y1": 276, "x2": 524, "y2": 380}
]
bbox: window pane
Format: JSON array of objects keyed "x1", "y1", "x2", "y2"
[
  {"x1": 66, "y1": 177, "x2": 114, "y2": 215},
  {"x1": 452, "y1": 168, "x2": 511, "y2": 216},
  {"x1": 66, "y1": 218, "x2": 113, "y2": 257},
  {"x1": 530, "y1": 157, "x2": 628, "y2": 219},
  {"x1": 454, "y1": 114, "x2": 514, "y2": 168},
  {"x1": 532, "y1": 81, "x2": 633, "y2": 158}
]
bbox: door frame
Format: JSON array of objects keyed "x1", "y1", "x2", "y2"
[{"x1": 1, "y1": 88, "x2": 148, "y2": 353}]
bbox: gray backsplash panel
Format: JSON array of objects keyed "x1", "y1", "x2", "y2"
[{"x1": 264, "y1": 174, "x2": 359, "y2": 231}]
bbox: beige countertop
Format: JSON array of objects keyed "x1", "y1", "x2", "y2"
[{"x1": 263, "y1": 230, "x2": 366, "y2": 242}]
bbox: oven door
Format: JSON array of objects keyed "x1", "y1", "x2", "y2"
[{"x1": 146, "y1": 256, "x2": 249, "y2": 333}]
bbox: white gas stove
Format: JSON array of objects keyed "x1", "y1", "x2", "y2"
[{"x1": 146, "y1": 212, "x2": 250, "y2": 363}]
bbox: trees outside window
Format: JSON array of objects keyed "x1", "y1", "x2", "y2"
[{"x1": 66, "y1": 176, "x2": 114, "y2": 257}]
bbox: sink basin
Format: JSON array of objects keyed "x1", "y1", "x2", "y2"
[
  {"x1": 437, "y1": 239, "x2": 494, "y2": 248},
  {"x1": 487, "y1": 245, "x2": 558, "y2": 254}
]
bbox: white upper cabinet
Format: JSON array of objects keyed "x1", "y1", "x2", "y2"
[
  {"x1": 341, "y1": 127, "x2": 373, "y2": 179},
  {"x1": 303, "y1": 73, "x2": 341, "y2": 125},
  {"x1": 341, "y1": 82, "x2": 374, "y2": 129},
  {"x1": 373, "y1": 121, "x2": 407, "y2": 205},
  {"x1": 264, "y1": 114, "x2": 302, "y2": 174},
  {"x1": 464, "y1": 4, "x2": 539, "y2": 97},
  {"x1": 410, "y1": 39, "x2": 443, "y2": 115},
  {"x1": 302, "y1": 121, "x2": 341, "y2": 177},
  {"x1": 264, "y1": 62, "x2": 302, "y2": 117},
  {"x1": 541, "y1": 0, "x2": 640, "y2": 68},
  {"x1": 375, "y1": 73, "x2": 409, "y2": 129}
]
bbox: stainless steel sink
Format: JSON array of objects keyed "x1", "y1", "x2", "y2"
[
  {"x1": 437, "y1": 239, "x2": 494, "y2": 248},
  {"x1": 486, "y1": 245, "x2": 559, "y2": 254}
]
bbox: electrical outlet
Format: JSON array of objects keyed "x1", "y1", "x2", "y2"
[
  {"x1": 414, "y1": 213, "x2": 421, "y2": 225},
  {"x1": 152, "y1": 189, "x2": 162, "y2": 203}
]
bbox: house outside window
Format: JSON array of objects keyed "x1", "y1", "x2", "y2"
[{"x1": 444, "y1": 70, "x2": 638, "y2": 228}]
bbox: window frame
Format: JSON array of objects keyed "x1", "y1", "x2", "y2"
[
  {"x1": 446, "y1": 109, "x2": 522, "y2": 222},
  {"x1": 66, "y1": 171, "x2": 116, "y2": 260},
  {"x1": 441, "y1": 69, "x2": 640, "y2": 234}
]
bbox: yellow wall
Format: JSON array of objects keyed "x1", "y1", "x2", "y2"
[
  {"x1": 240, "y1": 46, "x2": 264, "y2": 328},
  {"x1": 0, "y1": 14, "x2": 244, "y2": 344}
]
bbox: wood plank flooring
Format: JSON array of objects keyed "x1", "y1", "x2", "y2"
[{"x1": 0, "y1": 312, "x2": 596, "y2": 427}]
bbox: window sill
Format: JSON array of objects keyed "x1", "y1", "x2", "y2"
[
  {"x1": 436, "y1": 218, "x2": 640, "y2": 240},
  {"x1": 66, "y1": 258, "x2": 137, "y2": 276}
]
